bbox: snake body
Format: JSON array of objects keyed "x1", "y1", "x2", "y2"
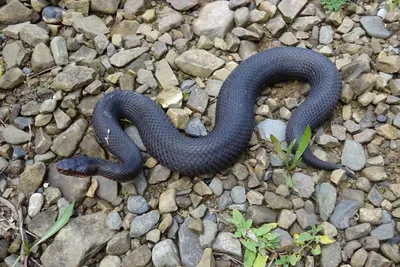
[{"x1": 57, "y1": 47, "x2": 351, "y2": 182}]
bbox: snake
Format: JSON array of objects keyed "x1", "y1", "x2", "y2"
[{"x1": 57, "y1": 47, "x2": 354, "y2": 182}]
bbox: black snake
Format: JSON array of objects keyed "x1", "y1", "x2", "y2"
[{"x1": 57, "y1": 47, "x2": 354, "y2": 182}]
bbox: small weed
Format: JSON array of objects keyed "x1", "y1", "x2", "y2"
[
  {"x1": 229, "y1": 209, "x2": 336, "y2": 267},
  {"x1": 320, "y1": 0, "x2": 348, "y2": 11},
  {"x1": 0, "y1": 60, "x2": 3, "y2": 79},
  {"x1": 270, "y1": 125, "x2": 311, "y2": 171},
  {"x1": 12, "y1": 201, "x2": 75, "y2": 267},
  {"x1": 386, "y1": 0, "x2": 399, "y2": 11}
]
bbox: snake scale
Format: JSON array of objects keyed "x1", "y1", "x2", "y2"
[{"x1": 57, "y1": 47, "x2": 354, "y2": 182}]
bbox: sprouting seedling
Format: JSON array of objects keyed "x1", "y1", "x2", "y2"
[
  {"x1": 12, "y1": 202, "x2": 75, "y2": 267},
  {"x1": 270, "y1": 125, "x2": 312, "y2": 171}
]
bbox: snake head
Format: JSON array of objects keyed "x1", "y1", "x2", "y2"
[{"x1": 56, "y1": 155, "x2": 98, "y2": 177}]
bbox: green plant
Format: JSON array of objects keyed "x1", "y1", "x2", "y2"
[
  {"x1": 229, "y1": 210, "x2": 336, "y2": 267},
  {"x1": 12, "y1": 201, "x2": 75, "y2": 267},
  {"x1": 270, "y1": 125, "x2": 311, "y2": 171},
  {"x1": 320, "y1": 0, "x2": 348, "y2": 11},
  {"x1": 228, "y1": 210, "x2": 280, "y2": 267},
  {"x1": 0, "y1": 60, "x2": 3, "y2": 79},
  {"x1": 386, "y1": 0, "x2": 399, "y2": 11}
]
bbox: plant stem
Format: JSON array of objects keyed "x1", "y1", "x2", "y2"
[{"x1": 267, "y1": 254, "x2": 276, "y2": 267}]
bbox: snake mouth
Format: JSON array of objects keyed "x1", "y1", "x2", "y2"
[{"x1": 56, "y1": 156, "x2": 98, "y2": 178}]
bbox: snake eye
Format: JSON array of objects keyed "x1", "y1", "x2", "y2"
[{"x1": 56, "y1": 155, "x2": 98, "y2": 177}]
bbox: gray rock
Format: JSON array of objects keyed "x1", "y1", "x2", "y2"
[
  {"x1": 77, "y1": 94, "x2": 104, "y2": 116},
  {"x1": 341, "y1": 140, "x2": 366, "y2": 171},
  {"x1": 124, "y1": 0, "x2": 151, "y2": 16},
  {"x1": 381, "y1": 243, "x2": 400, "y2": 264},
  {"x1": 34, "y1": 128, "x2": 52, "y2": 154},
  {"x1": 50, "y1": 36, "x2": 69, "y2": 65},
  {"x1": 277, "y1": 209, "x2": 297, "y2": 230},
  {"x1": 79, "y1": 134, "x2": 106, "y2": 160},
  {"x1": 28, "y1": 193, "x2": 44, "y2": 217},
  {"x1": 292, "y1": 172, "x2": 315, "y2": 198},
  {"x1": 121, "y1": 244, "x2": 152, "y2": 267},
  {"x1": 238, "y1": 40, "x2": 258, "y2": 60},
  {"x1": 51, "y1": 119, "x2": 88, "y2": 157},
  {"x1": 91, "y1": 0, "x2": 120, "y2": 14},
  {"x1": 329, "y1": 200, "x2": 360, "y2": 230},
  {"x1": 370, "y1": 223, "x2": 394, "y2": 240},
  {"x1": 246, "y1": 205, "x2": 277, "y2": 226},
  {"x1": 321, "y1": 242, "x2": 342, "y2": 267},
  {"x1": 42, "y1": 6, "x2": 66, "y2": 24},
  {"x1": 273, "y1": 228, "x2": 294, "y2": 251},
  {"x1": 47, "y1": 163, "x2": 90, "y2": 202},
  {"x1": 365, "y1": 251, "x2": 392, "y2": 267},
  {"x1": 106, "y1": 210, "x2": 122, "y2": 230},
  {"x1": 109, "y1": 47, "x2": 149, "y2": 67},
  {"x1": 187, "y1": 88, "x2": 209, "y2": 113},
  {"x1": 264, "y1": 191, "x2": 292, "y2": 209},
  {"x1": 360, "y1": 16, "x2": 391, "y2": 39},
  {"x1": 193, "y1": 1, "x2": 235, "y2": 39},
  {"x1": 185, "y1": 117, "x2": 207, "y2": 137},
  {"x1": 199, "y1": 220, "x2": 218, "y2": 248},
  {"x1": 157, "y1": 7, "x2": 183, "y2": 34},
  {"x1": 166, "y1": 0, "x2": 199, "y2": 11},
  {"x1": 295, "y1": 208, "x2": 320, "y2": 229},
  {"x1": 0, "y1": 0, "x2": 39, "y2": 25},
  {"x1": 127, "y1": 195, "x2": 149, "y2": 214},
  {"x1": 73, "y1": 15, "x2": 109, "y2": 39},
  {"x1": 106, "y1": 231, "x2": 130, "y2": 255},
  {"x1": 125, "y1": 126, "x2": 146, "y2": 151},
  {"x1": 40, "y1": 212, "x2": 115, "y2": 267},
  {"x1": 178, "y1": 217, "x2": 203, "y2": 267},
  {"x1": 28, "y1": 210, "x2": 57, "y2": 237},
  {"x1": 319, "y1": 25, "x2": 334, "y2": 45},
  {"x1": 155, "y1": 59, "x2": 179, "y2": 89},
  {"x1": 345, "y1": 223, "x2": 371, "y2": 241},
  {"x1": 292, "y1": 16, "x2": 321, "y2": 31},
  {"x1": 212, "y1": 232, "x2": 242, "y2": 257},
  {"x1": 351, "y1": 248, "x2": 368, "y2": 267},
  {"x1": 315, "y1": 183, "x2": 337, "y2": 221},
  {"x1": 175, "y1": 49, "x2": 224, "y2": 78},
  {"x1": 234, "y1": 7, "x2": 250, "y2": 27},
  {"x1": 3, "y1": 41, "x2": 27, "y2": 69},
  {"x1": 256, "y1": 119, "x2": 286, "y2": 142},
  {"x1": 230, "y1": 186, "x2": 246, "y2": 204},
  {"x1": 94, "y1": 34, "x2": 109, "y2": 55},
  {"x1": 137, "y1": 69, "x2": 158, "y2": 89},
  {"x1": 31, "y1": 43, "x2": 55, "y2": 73},
  {"x1": 368, "y1": 186, "x2": 384, "y2": 207},
  {"x1": 1, "y1": 125, "x2": 30, "y2": 145},
  {"x1": 100, "y1": 256, "x2": 121, "y2": 267},
  {"x1": 130, "y1": 210, "x2": 160, "y2": 237},
  {"x1": 0, "y1": 68, "x2": 25, "y2": 90},
  {"x1": 20, "y1": 24, "x2": 49, "y2": 47},
  {"x1": 69, "y1": 46, "x2": 97, "y2": 65},
  {"x1": 152, "y1": 239, "x2": 181, "y2": 267},
  {"x1": 52, "y1": 66, "x2": 95, "y2": 92},
  {"x1": 278, "y1": 0, "x2": 308, "y2": 22}
]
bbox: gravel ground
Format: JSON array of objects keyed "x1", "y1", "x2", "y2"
[{"x1": 0, "y1": 0, "x2": 400, "y2": 267}]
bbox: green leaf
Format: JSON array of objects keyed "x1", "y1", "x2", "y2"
[
  {"x1": 290, "y1": 125, "x2": 311, "y2": 170},
  {"x1": 288, "y1": 254, "x2": 300, "y2": 266},
  {"x1": 0, "y1": 61, "x2": 3, "y2": 79},
  {"x1": 312, "y1": 244, "x2": 321, "y2": 256},
  {"x1": 294, "y1": 232, "x2": 314, "y2": 244},
  {"x1": 285, "y1": 139, "x2": 296, "y2": 165},
  {"x1": 265, "y1": 232, "x2": 280, "y2": 241},
  {"x1": 241, "y1": 239, "x2": 258, "y2": 253},
  {"x1": 253, "y1": 223, "x2": 277, "y2": 236},
  {"x1": 275, "y1": 256, "x2": 287, "y2": 266},
  {"x1": 286, "y1": 174, "x2": 294, "y2": 188},
  {"x1": 31, "y1": 201, "x2": 75, "y2": 250},
  {"x1": 270, "y1": 134, "x2": 286, "y2": 161},
  {"x1": 244, "y1": 249, "x2": 256, "y2": 267},
  {"x1": 245, "y1": 219, "x2": 253, "y2": 230},
  {"x1": 233, "y1": 231, "x2": 242, "y2": 238},
  {"x1": 253, "y1": 253, "x2": 268, "y2": 267},
  {"x1": 319, "y1": 235, "x2": 336, "y2": 244},
  {"x1": 232, "y1": 209, "x2": 244, "y2": 224}
]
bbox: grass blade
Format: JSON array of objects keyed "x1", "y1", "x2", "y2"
[
  {"x1": 11, "y1": 254, "x2": 23, "y2": 267},
  {"x1": 31, "y1": 201, "x2": 75, "y2": 250},
  {"x1": 0, "y1": 61, "x2": 3, "y2": 79},
  {"x1": 270, "y1": 134, "x2": 286, "y2": 162},
  {"x1": 290, "y1": 125, "x2": 311, "y2": 170}
]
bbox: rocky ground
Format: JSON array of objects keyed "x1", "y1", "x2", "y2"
[{"x1": 0, "y1": 0, "x2": 399, "y2": 266}]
